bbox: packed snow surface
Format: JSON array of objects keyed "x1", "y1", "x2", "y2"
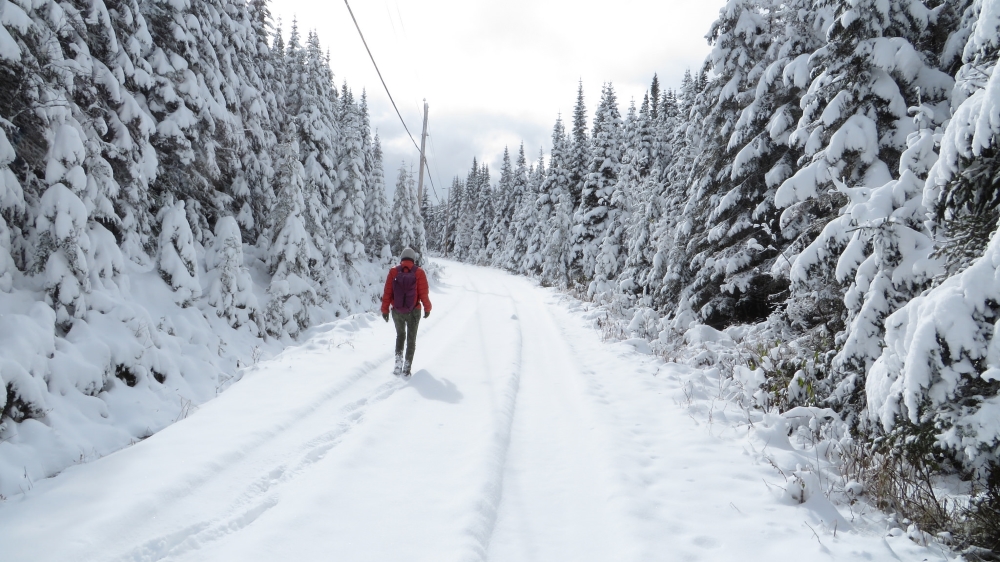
[{"x1": 0, "y1": 261, "x2": 951, "y2": 561}]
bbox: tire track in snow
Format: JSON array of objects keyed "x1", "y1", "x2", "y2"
[
  {"x1": 114, "y1": 379, "x2": 405, "y2": 562},
  {"x1": 480, "y1": 278, "x2": 644, "y2": 561},
  {"x1": 459, "y1": 276, "x2": 524, "y2": 562},
  {"x1": 535, "y1": 294, "x2": 675, "y2": 560}
]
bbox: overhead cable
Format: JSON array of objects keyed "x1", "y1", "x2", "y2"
[
  {"x1": 342, "y1": 0, "x2": 420, "y2": 154},
  {"x1": 343, "y1": 0, "x2": 441, "y2": 203}
]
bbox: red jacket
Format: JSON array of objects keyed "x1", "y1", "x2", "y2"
[{"x1": 381, "y1": 262, "x2": 432, "y2": 315}]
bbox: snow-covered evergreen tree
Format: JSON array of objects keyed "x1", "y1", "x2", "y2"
[
  {"x1": 574, "y1": 83, "x2": 623, "y2": 283},
  {"x1": 534, "y1": 118, "x2": 572, "y2": 282},
  {"x1": 285, "y1": 25, "x2": 338, "y2": 278},
  {"x1": 454, "y1": 159, "x2": 480, "y2": 261},
  {"x1": 140, "y1": 0, "x2": 249, "y2": 239},
  {"x1": 672, "y1": 0, "x2": 791, "y2": 325},
  {"x1": 486, "y1": 147, "x2": 515, "y2": 262},
  {"x1": 469, "y1": 164, "x2": 493, "y2": 264},
  {"x1": 363, "y1": 133, "x2": 391, "y2": 263},
  {"x1": 591, "y1": 96, "x2": 639, "y2": 299},
  {"x1": 650, "y1": 72, "x2": 705, "y2": 310},
  {"x1": 157, "y1": 199, "x2": 201, "y2": 307},
  {"x1": 776, "y1": 0, "x2": 955, "y2": 333},
  {"x1": 868, "y1": 0, "x2": 1000, "y2": 479},
  {"x1": 265, "y1": 136, "x2": 318, "y2": 339},
  {"x1": 502, "y1": 147, "x2": 541, "y2": 273},
  {"x1": 215, "y1": 0, "x2": 278, "y2": 243},
  {"x1": 793, "y1": 106, "x2": 940, "y2": 418},
  {"x1": 36, "y1": 178, "x2": 91, "y2": 329},
  {"x1": 619, "y1": 91, "x2": 662, "y2": 301},
  {"x1": 542, "y1": 187, "x2": 575, "y2": 287},
  {"x1": 206, "y1": 216, "x2": 260, "y2": 333},
  {"x1": 335, "y1": 85, "x2": 367, "y2": 266},
  {"x1": 443, "y1": 176, "x2": 464, "y2": 257},
  {"x1": 568, "y1": 81, "x2": 590, "y2": 209},
  {"x1": 388, "y1": 163, "x2": 425, "y2": 258}
]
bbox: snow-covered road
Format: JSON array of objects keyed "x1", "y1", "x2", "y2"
[{"x1": 0, "y1": 261, "x2": 950, "y2": 561}]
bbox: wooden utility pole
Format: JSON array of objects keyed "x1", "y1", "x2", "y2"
[{"x1": 416, "y1": 99, "x2": 429, "y2": 214}]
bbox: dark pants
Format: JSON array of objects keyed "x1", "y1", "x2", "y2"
[{"x1": 392, "y1": 308, "x2": 422, "y2": 363}]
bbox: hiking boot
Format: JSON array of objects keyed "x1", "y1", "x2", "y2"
[
  {"x1": 393, "y1": 354, "x2": 404, "y2": 376},
  {"x1": 402, "y1": 360, "x2": 412, "y2": 378}
]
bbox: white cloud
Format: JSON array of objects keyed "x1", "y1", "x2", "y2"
[{"x1": 271, "y1": 0, "x2": 723, "y2": 200}]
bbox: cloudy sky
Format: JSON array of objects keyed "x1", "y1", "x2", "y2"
[{"x1": 269, "y1": 0, "x2": 724, "y2": 201}]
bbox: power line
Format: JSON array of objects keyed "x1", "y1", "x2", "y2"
[
  {"x1": 343, "y1": 0, "x2": 440, "y2": 202},
  {"x1": 342, "y1": 0, "x2": 420, "y2": 154}
]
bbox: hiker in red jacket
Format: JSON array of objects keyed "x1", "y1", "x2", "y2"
[{"x1": 381, "y1": 247, "x2": 432, "y2": 377}]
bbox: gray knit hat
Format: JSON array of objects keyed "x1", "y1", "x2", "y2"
[{"x1": 400, "y1": 247, "x2": 417, "y2": 262}]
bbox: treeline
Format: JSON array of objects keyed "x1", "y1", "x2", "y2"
[{"x1": 425, "y1": 0, "x2": 999, "y2": 549}]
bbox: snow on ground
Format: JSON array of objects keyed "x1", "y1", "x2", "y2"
[{"x1": 0, "y1": 260, "x2": 954, "y2": 561}]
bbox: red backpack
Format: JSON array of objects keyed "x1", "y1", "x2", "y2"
[{"x1": 392, "y1": 265, "x2": 418, "y2": 314}]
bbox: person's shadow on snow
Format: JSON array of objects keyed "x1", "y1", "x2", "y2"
[{"x1": 407, "y1": 369, "x2": 463, "y2": 403}]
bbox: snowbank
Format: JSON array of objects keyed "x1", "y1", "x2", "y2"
[{"x1": 0, "y1": 246, "x2": 385, "y2": 499}]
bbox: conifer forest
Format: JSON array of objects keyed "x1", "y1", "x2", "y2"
[
  {"x1": 421, "y1": 0, "x2": 1000, "y2": 549},
  {"x1": 1, "y1": 0, "x2": 999, "y2": 554}
]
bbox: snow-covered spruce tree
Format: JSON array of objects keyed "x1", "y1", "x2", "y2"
[
  {"x1": 205, "y1": 216, "x2": 260, "y2": 333},
  {"x1": 430, "y1": 194, "x2": 451, "y2": 254},
  {"x1": 420, "y1": 187, "x2": 438, "y2": 255},
  {"x1": 619, "y1": 91, "x2": 662, "y2": 302},
  {"x1": 617, "y1": 84, "x2": 676, "y2": 303},
  {"x1": 797, "y1": 108, "x2": 940, "y2": 418},
  {"x1": 504, "y1": 145, "x2": 532, "y2": 264},
  {"x1": 929, "y1": 0, "x2": 1000, "y2": 273},
  {"x1": 265, "y1": 136, "x2": 319, "y2": 339},
  {"x1": 462, "y1": 162, "x2": 484, "y2": 261},
  {"x1": 335, "y1": 84, "x2": 366, "y2": 268},
  {"x1": 36, "y1": 168, "x2": 91, "y2": 329},
  {"x1": 363, "y1": 133, "x2": 391, "y2": 263},
  {"x1": 574, "y1": 83, "x2": 623, "y2": 285},
  {"x1": 388, "y1": 163, "x2": 425, "y2": 257},
  {"x1": 469, "y1": 164, "x2": 493, "y2": 264},
  {"x1": 157, "y1": 199, "x2": 201, "y2": 307},
  {"x1": 568, "y1": 81, "x2": 590, "y2": 210},
  {"x1": 69, "y1": 0, "x2": 161, "y2": 261},
  {"x1": 504, "y1": 148, "x2": 544, "y2": 274},
  {"x1": 592, "y1": 97, "x2": 645, "y2": 302},
  {"x1": 866, "y1": 2, "x2": 1000, "y2": 540},
  {"x1": 10, "y1": 0, "x2": 160, "y2": 327},
  {"x1": 775, "y1": 0, "x2": 955, "y2": 334},
  {"x1": 234, "y1": 0, "x2": 280, "y2": 242},
  {"x1": 663, "y1": 2, "x2": 769, "y2": 321},
  {"x1": 0, "y1": 0, "x2": 35, "y2": 279},
  {"x1": 486, "y1": 147, "x2": 514, "y2": 262},
  {"x1": 139, "y1": 0, "x2": 250, "y2": 240},
  {"x1": 649, "y1": 70, "x2": 709, "y2": 310},
  {"x1": 535, "y1": 118, "x2": 573, "y2": 283},
  {"x1": 453, "y1": 159, "x2": 480, "y2": 261},
  {"x1": 542, "y1": 184, "x2": 575, "y2": 288},
  {"x1": 443, "y1": 176, "x2": 464, "y2": 257},
  {"x1": 218, "y1": 0, "x2": 279, "y2": 238},
  {"x1": 672, "y1": 0, "x2": 834, "y2": 327},
  {"x1": 285, "y1": 26, "x2": 338, "y2": 280}
]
